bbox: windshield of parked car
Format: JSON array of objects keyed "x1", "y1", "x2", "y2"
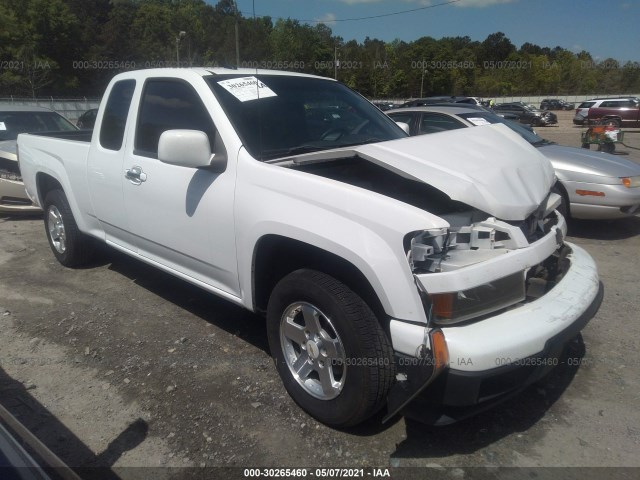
[
  {"x1": 206, "y1": 74, "x2": 407, "y2": 161},
  {"x1": 456, "y1": 111, "x2": 549, "y2": 145},
  {"x1": 0, "y1": 111, "x2": 77, "y2": 141}
]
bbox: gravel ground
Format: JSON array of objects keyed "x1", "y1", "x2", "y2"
[{"x1": 1, "y1": 112, "x2": 639, "y2": 479}]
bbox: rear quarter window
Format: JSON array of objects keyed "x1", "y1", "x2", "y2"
[
  {"x1": 578, "y1": 102, "x2": 595, "y2": 109},
  {"x1": 100, "y1": 79, "x2": 136, "y2": 151}
]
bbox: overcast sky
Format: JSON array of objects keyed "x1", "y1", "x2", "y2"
[{"x1": 229, "y1": 0, "x2": 640, "y2": 63}]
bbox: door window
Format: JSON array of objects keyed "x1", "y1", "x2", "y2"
[{"x1": 135, "y1": 79, "x2": 216, "y2": 158}]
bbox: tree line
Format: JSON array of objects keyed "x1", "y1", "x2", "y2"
[{"x1": 1, "y1": 0, "x2": 639, "y2": 99}]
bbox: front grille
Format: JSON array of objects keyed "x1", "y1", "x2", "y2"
[{"x1": 0, "y1": 158, "x2": 22, "y2": 181}]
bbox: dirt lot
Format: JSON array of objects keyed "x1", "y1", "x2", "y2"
[{"x1": 1, "y1": 112, "x2": 640, "y2": 479}]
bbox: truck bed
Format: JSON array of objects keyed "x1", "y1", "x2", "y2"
[{"x1": 30, "y1": 130, "x2": 93, "y2": 142}]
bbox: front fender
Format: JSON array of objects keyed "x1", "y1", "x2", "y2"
[{"x1": 234, "y1": 150, "x2": 447, "y2": 323}]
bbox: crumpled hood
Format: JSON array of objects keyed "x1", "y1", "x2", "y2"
[
  {"x1": 539, "y1": 143, "x2": 640, "y2": 178},
  {"x1": 0, "y1": 140, "x2": 17, "y2": 161},
  {"x1": 354, "y1": 123, "x2": 555, "y2": 221}
]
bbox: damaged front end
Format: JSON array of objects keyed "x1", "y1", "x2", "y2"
[
  {"x1": 387, "y1": 195, "x2": 603, "y2": 425},
  {"x1": 406, "y1": 191, "x2": 566, "y2": 326},
  {"x1": 277, "y1": 124, "x2": 600, "y2": 424}
]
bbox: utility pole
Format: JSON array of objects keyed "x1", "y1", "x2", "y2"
[
  {"x1": 420, "y1": 66, "x2": 427, "y2": 98},
  {"x1": 176, "y1": 31, "x2": 186, "y2": 66},
  {"x1": 235, "y1": 17, "x2": 240, "y2": 68}
]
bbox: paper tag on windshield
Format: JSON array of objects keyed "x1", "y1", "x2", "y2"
[
  {"x1": 217, "y1": 76, "x2": 277, "y2": 102},
  {"x1": 466, "y1": 117, "x2": 491, "y2": 126},
  {"x1": 0, "y1": 122, "x2": 6, "y2": 131}
]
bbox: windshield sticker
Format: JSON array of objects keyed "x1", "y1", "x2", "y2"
[
  {"x1": 0, "y1": 122, "x2": 6, "y2": 130},
  {"x1": 217, "y1": 76, "x2": 277, "y2": 102},
  {"x1": 466, "y1": 117, "x2": 491, "y2": 126}
]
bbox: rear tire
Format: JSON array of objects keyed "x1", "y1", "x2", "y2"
[
  {"x1": 266, "y1": 269, "x2": 394, "y2": 427},
  {"x1": 43, "y1": 189, "x2": 95, "y2": 267}
]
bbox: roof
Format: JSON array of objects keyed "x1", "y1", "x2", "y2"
[{"x1": 111, "y1": 67, "x2": 334, "y2": 82}]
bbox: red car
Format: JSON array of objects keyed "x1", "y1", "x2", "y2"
[{"x1": 586, "y1": 97, "x2": 640, "y2": 127}]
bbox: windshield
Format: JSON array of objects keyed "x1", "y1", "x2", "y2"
[
  {"x1": 456, "y1": 112, "x2": 547, "y2": 145},
  {"x1": 206, "y1": 74, "x2": 406, "y2": 161},
  {"x1": 0, "y1": 111, "x2": 77, "y2": 141}
]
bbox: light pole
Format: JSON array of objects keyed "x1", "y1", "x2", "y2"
[{"x1": 176, "y1": 31, "x2": 186, "y2": 66}]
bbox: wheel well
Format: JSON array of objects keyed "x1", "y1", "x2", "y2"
[
  {"x1": 252, "y1": 235, "x2": 387, "y2": 323},
  {"x1": 36, "y1": 173, "x2": 63, "y2": 206}
]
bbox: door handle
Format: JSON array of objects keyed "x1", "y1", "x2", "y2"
[{"x1": 125, "y1": 166, "x2": 147, "y2": 185}]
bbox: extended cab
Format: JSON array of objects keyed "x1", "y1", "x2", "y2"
[{"x1": 17, "y1": 69, "x2": 602, "y2": 427}]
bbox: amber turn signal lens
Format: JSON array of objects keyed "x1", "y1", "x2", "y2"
[
  {"x1": 430, "y1": 329, "x2": 449, "y2": 370},
  {"x1": 429, "y1": 293, "x2": 453, "y2": 319}
]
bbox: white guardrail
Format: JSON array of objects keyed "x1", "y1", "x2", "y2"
[{"x1": 0, "y1": 97, "x2": 101, "y2": 123}]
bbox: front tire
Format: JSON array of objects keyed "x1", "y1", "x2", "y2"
[
  {"x1": 266, "y1": 269, "x2": 394, "y2": 427},
  {"x1": 43, "y1": 189, "x2": 95, "y2": 267}
]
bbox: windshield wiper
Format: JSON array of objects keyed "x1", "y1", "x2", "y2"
[
  {"x1": 531, "y1": 139, "x2": 555, "y2": 147},
  {"x1": 336, "y1": 137, "x2": 384, "y2": 148},
  {"x1": 261, "y1": 145, "x2": 329, "y2": 160}
]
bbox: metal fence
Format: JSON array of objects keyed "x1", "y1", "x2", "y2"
[{"x1": 0, "y1": 97, "x2": 101, "y2": 122}]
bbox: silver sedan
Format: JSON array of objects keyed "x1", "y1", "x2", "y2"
[
  {"x1": 387, "y1": 105, "x2": 640, "y2": 220},
  {"x1": 0, "y1": 106, "x2": 78, "y2": 214}
]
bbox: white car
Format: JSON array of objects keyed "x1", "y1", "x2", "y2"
[{"x1": 18, "y1": 68, "x2": 602, "y2": 427}]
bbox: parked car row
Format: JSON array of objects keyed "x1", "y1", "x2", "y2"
[{"x1": 573, "y1": 96, "x2": 640, "y2": 127}]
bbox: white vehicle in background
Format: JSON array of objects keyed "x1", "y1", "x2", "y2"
[{"x1": 18, "y1": 68, "x2": 602, "y2": 427}]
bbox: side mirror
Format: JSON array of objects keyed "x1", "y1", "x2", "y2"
[
  {"x1": 395, "y1": 121, "x2": 411, "y2": 135},
  {"x1": 158, "y1": 129, "x2": 227, "y2": 172}
]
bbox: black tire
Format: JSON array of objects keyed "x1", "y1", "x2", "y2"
[
  {"x1": 551, "y1": 184, "x2": 569, "y2": 219},
  {"x1": 266, "y1": 269, "x2": 394, "y2": 427},
  {"x1": 43, "y1": 189, "x2": 95, "y2": 267},
  {"x1": 604, "y1": 118, "x2": 620, "y2": 128},
  {"x1": 599, "y1": 142, "x2": 615, "y2": 154}
]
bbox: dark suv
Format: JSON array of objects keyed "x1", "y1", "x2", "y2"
[
  {"x1": 493, "y1": 102, "x2": 558, "y2": 126},
  {"x1": 540, "y1": 99, "x2": 575, "y2": 110}
]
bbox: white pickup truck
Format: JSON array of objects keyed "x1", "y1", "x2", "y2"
[{"x1": 17, "y1": 68, "x2": 602, "y2": 427}]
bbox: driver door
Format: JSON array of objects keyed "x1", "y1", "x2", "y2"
[{"x1": 121, "y1": 78, "x2": 240, "y2": 297}]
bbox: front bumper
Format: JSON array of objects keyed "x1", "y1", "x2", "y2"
[
  {"x1": 387, "y1": 243, "x2": 602, "y2": 424},
  {"x1": 538, "y1": 115, "x2": 558, "y2": 126},
  {"x1": 0, "y1": 178, "x2": 41, "y2": 214}
]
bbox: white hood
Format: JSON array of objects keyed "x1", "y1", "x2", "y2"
[{"x1": 290, "y1": 124, "x2": 555, "y2": 221}]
